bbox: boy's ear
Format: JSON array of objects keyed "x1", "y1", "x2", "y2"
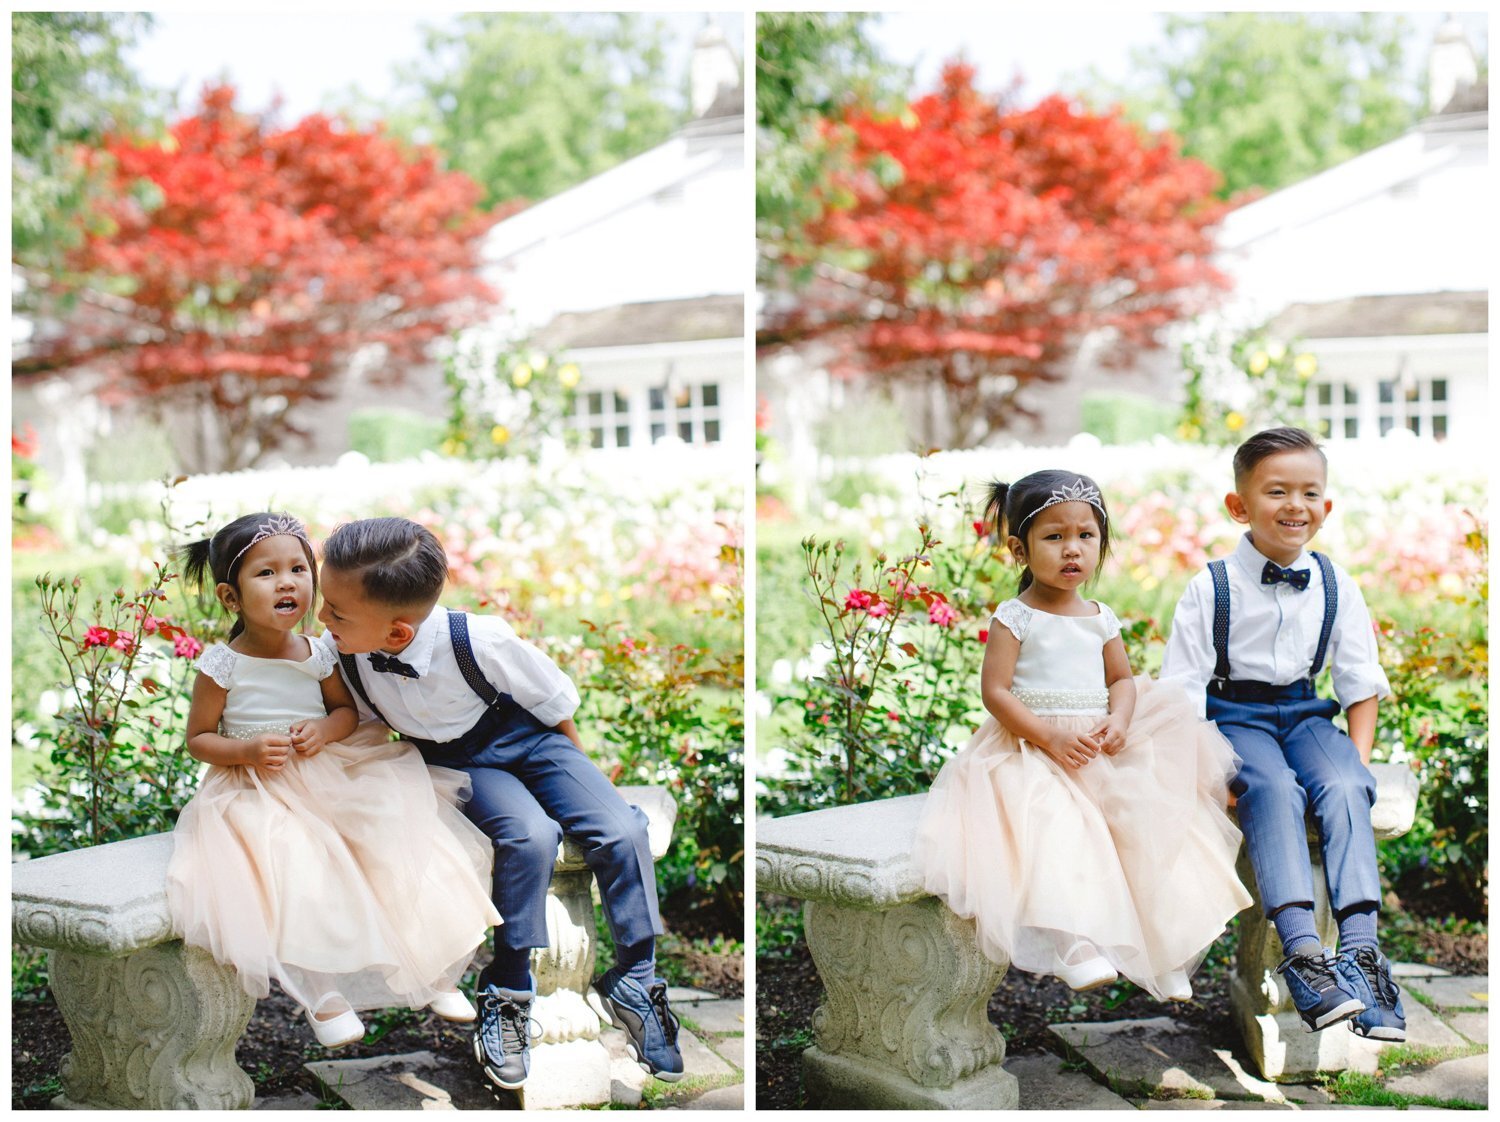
[
  {"x1": 1224, "y1": 492, "x2": 1250, "y2": 524},
  {"x1": 385, "y1": 618, "x2": 417, "y2": 649},
  {"x1": 215, "y1": 582, "x2": 239, "y2": 612}
]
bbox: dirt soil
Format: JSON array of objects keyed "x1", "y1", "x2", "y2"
[
  {"x1": 12, "y1": 907, "x2": 741, "y2": 1110},
  {"x1": 755, "y1": 922, "x2": 1488, "y2": 1111}
]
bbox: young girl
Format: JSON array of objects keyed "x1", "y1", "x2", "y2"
[
  {"x1": 164, "y1": 512, "x2": 501, "y2": 1047},
  {"x1": 914, "y1": 471, "x2": 1251, "y2": 1001}
]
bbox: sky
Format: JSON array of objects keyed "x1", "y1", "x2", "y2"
[
  {"x1": 124, "y1": 10, "x2": 746, "y2": 124},
  {"x1": 865, "y1": 10, "x2": 1489, "y2": 107}
]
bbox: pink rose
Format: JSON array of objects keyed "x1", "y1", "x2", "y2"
[
  {"x1": 866, "y1": 601, "x2": 891, "y2": 618},
  {"x1": 843, "y1": 589, "x2": 874, "y2": 611},
  {"x1": 173, "y1": 635, "x2": 204, "y2": 659},
  {"x1": 111, "y1": 633, "x2": 137, "y2": 654},
  {"x1": 928, "y1": 600, "x2": 959, "y2": 628},
  {"x1": 82, "y1": 626, "x2": 111, "y2": 650}
]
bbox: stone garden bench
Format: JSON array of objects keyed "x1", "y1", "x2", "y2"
[
  {"x1": 756, "y1": 762, "x2": 1417, "y2": 1108},
  {"x1": 11, "y1": 785, "x2": 676, "y2": 1111}
]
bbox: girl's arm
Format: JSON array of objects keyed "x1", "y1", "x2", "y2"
[
  {"x1": 289, "y1": 670, "x2": 361, "y2": 757},
  {"x1": 980, "y1": 627, "x2": 1099, "y2": 769},
  {"x1": 186, "y1": 672, "x2": 292, "y2": 772},
  {"x1": 1090, "y1": 635, "x2": 1138, "y2": 755}
]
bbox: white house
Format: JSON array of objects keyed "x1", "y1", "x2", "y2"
[
  {"x1": 469, "y1": 23, "x2": 747, "y2": 455},
  {"x1": 1212, "y1": 19, "x2": 1488, "y2": 445}
]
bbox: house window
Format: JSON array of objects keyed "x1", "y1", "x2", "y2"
[
  {"x1": 574, "y1": 390, "x2": 631, "y2": 449},
  {"x1": 647, "y1": 382, "x2": 723, "y2": 445},
  {"x1": 1377, "y1": 376, "x2": 1449, "y2": 441},
  {"x1": 1312, "y1": 382, "x2": 1359, "y2": 440}
]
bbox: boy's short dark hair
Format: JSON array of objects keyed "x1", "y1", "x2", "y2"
[
  {"x1": 1232, "y1": 426, "x2": 1328, "y2": 488},
  {"x1": 322, "y1": 517, "x2": 448, "y2": 609}
]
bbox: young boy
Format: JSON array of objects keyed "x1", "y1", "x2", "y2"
[
  {"x1": 1161, "y1": 426, "x2": 1405, "y2": 1041},
  {"x1": 315, "y1": 518, "x2": 684, "y2": 1088}
]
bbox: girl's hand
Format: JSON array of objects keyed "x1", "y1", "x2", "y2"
[
  {"x1": 289, "y1": 719, "x2": 327, "y2": 758},
  {"x1": 1089, "y1": 715, "x2": 1129, "y2": 756},
  {"x1": 247, "y1": 732, "x2": 293, "y2": 773},
  {"x1": 1039, "y1": 729, "x2": 1100, "y2": 770}
]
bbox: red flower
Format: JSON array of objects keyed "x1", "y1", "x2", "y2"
[
  {"x1": 973, "y1": 520, "x2": 986, "y2": 537},
  {"x1": 843, "y1": 589, "x2": 874, "y2": 611},
  {"x1": 887, "y1": 711, "x2": 900, "y2": 721},
  {"x1": 174, "y1": 635, "x2": 205, "y2": 659},
  {"x1": 82, "y1": 626, "x2": 112, "y2": 650},
  {"x1": 928, "y1": 600, "x2": 959, "y2": 628},
  {"x1": 978, "y1": 629, "x2": 989, "y2": 643}
]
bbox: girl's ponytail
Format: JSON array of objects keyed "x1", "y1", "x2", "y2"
[
  {"x1": 181, "y1": 538, "x2": 214, "y2": 596},
  {"x1": 985, "y1": 478, "x2": 1034, "y2": 594}
]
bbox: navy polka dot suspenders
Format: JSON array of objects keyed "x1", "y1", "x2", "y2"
[
  {"x1": 1208, "y1": 552, "x2": 1338, "y2": 690},
  {"x1": 337, "y1": 609, "x2": 515, "y2": 728}
]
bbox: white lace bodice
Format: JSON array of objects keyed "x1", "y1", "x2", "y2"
[
  {"x1": 195, "y1": 636, "x2": 337, "y2": 739},
  {"x1": 991, "y1": 598, "x2": 1122, "y2": 715}
]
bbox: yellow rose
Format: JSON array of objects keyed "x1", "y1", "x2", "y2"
[
  {"x1": 1294, "y1": 353, "x2": 1318, "y2": 379},
  {"x1": 530, "y1": 352, "x2": 549, "y2": 371},
  {"x1": 1247, "y1": 351, "x2": 1270, "y2": 375},
  {"x1": 1267, "y1": 342, "x2": 1287, "y2": 361},
  {"x1": 441, "y1": 438, "x2": 460, "y2": 456},
  {"x1": 490, "y1": 425, "x2": 510, "y2": 444},
  {"x1": 558, "y1": 363, "x2": 581, "y2": 389},
  {"x1": 511, "y1": 364, "x2": 533, "y2": 388},
  {"x1": 1226, "y1": 411, "x2": 1246, "y2": 432}
]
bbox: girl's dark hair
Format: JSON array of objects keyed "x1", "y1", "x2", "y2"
[
  {"x1": 984, "y1": 470, "x2": 1111, "y2": 594},
  {"x1": 181, "y1": 512, "x2": 317, "y2": 640},
  {"x1": 321, "y1": 517, "x2": 448, "y2": 610}
]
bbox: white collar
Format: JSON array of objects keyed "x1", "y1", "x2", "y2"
[
  {"x1": 1234, "y1": 532, "x2": 1311, "y2": 576},
  {"x1": 374, "y1": 604, "x2": 445, "y2": 676}
]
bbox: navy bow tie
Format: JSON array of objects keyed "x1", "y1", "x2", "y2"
[
  {"x1": 370, "y1": 651, "x2": 420, "y2": 679},
  {"x1": 1261, "y1": 561, "x2": 1311, "y2": 592}
]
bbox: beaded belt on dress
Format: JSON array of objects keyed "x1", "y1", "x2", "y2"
[
  {"x1": 1012, "y1": 687, "x2": 1110, "y2": 715},
  {"x1": 221, "y1": 721, "x2": 296, "y2": 740}
]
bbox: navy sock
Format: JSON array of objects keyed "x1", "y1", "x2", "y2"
[
  {"x1": 616, "y1": 938, "x2": 657, "y2": 986},
  {"x1": 479, "y1": 944, "x2": 533, "y2": 994},
  {"x1": 1272, "y1": 904, "x2": 1322, "y2": 959},
  {"x1": 1336, "y1": 903, "x2": 1380, "y2": 952}
]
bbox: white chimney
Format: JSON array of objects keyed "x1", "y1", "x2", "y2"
[
  {"x1": 690, "y1": 21, "x2": 739, "y2": 117},
  {"x1": 1428, "y1": 15, "x2": 1478, "y2": 114}
]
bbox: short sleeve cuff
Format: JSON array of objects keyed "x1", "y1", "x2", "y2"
[
  {"x1": 1333, "y1": 663, "x2": 1391, "y2": 710},
  {"x1": 529, "y1": 684, "x2": 580, "y2": 729}
]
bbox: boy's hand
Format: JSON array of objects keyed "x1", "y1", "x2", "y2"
[
  {"x1": 289, "y1": 719, "x2": 327, "y2": 758},
  {"x1": 1038, "y1": 729, "x2": 1099, "y2": 770},
  {"x1": 248, "y1": 732, "x2": 293, "y2": 773},
  {"x1": 1088, "y1": 715, "x2": 1128, "y2": 756}
]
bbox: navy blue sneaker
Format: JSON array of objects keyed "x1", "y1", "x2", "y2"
[
  {"x1": 593, "y1": 968, "x2": 685, "y2": 1082},
  {"x1": 1336, "y1": 946, "x2": 1407, "y2": 1042},
  {"x1": 1276, "y1": 948, "x2": 1366, "y2": 1032},
  {"x1": 473, "y1": 985, "x2": 540, "y2": 1090}
]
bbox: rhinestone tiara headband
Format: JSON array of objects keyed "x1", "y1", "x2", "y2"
[
  {"x1": 1016, "y1": 479, "x2": 1108, "y2": 531},
  {"x1": 227, "y1": 514, "x2": 311, "y2": 572}
]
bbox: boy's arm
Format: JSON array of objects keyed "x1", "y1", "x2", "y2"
[
  {"x1": 1326, "y1": 568, "x2": 1392, "y2": 714},
  {"x1": 1345, "y1": 695, "x2": 1377, "y2": 764},
  {"x1": 1159, "y1": 575, "x2": 1214, "y2": 717},
  {"x1": 469, "y1": 617, "x2": 581, "y2": 728},
  {"x1": 554, "y1": 718, "x2": 586, "y2": 752}
]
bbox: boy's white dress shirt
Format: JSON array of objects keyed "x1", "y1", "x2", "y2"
[
  {"x1": 1161, "y1": 534, "x2": 1391, "y2": 717},
  {"x1": 319, "y1": 605, "x2": 579, "y2": 741}
]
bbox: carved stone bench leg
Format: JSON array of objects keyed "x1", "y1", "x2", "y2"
[
  {"x1": 516, "y1": 867, "x2": 611, "y2": 1111},
  {"x1": 802, "y1": 897, "x2": 1018, "y2": 1110},
  {"x1": 1229, "y1": 846, "x2": 1349, "y2": 1081},
  {"x1": 48, "y1": 941, "x2": 256, "y2": 1110}
]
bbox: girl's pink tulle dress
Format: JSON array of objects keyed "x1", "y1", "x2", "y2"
[
  {"x1": 165, "y1": 637, "x2": 501, "y2": 1012},
  {"x1": 914, "y1": 599, "x2": 1252, "y2": 1000}
]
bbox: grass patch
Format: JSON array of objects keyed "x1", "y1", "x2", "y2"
[
  {"x1": 638, "y1": 1071, "x2": 738, "y2": 1108},
  {"x1": 1322, "y1": 1069, "x2": 1485, "y2": 1110},
  {"x1": 769, "y1": 1027, "x2": 814, "y2": 1051},
  {"x1": 1380, "y1": 1040, "x2": 1488, "y2": 1071}
]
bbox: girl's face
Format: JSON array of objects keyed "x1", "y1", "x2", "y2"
[
  {"x1": 219, "y1": 536, "x2": 315, "y2": 632},
  {"x1": 1009, "y1": 501, "x2": 1102, "y2": 593}
]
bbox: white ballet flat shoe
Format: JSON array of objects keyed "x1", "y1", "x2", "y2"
[
  {"x1": 428, "y1": 989, "x2": 477, "y2": 1023},
  {"x1": 1161, "y1": 971, "x2": 1194, "y2": 1002},
  {"x1": 304, "y1": 998, "x2": 365, "y2": 1048},
  {"x1": 1057, "y1": 943, "x2": 1118, "y2": 992}
]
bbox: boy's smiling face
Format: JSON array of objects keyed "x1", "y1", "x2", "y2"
[
  {"x1": 317, "y1": 566, "x2": 414, "y2": 654},
  {"x1": 1226, "y1": 447, "x2": 1332, "y2": 567}
]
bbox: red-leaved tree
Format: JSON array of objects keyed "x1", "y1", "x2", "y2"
[
  {"x1": 15, "y1": 85, "x2": 505, "y2": 472},
  {"x1": 758, "y1": 64, "x2": 1232, "y2": 447}
]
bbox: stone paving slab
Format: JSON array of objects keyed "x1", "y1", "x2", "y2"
[
  {"x1": 666, "y1": 986, "x2": 720, "y2": 1003},
  {"x1": 251, "y1": 1090, "x2": 323, "y2": 1110},
  {"x1": 1392, "y1": 963, "x2": 1452, "y2": 979},
  {"x1": 1450, "y1": 1012, "x2": 1488, "y2": 1044},
  {"x1": 678, "y1": 996, "x2": 746, "y2": 1036},
  {"x1": 1403, "y1": 976, "x2": 1488, "y2": 1010},
  {"x1": 305, "y1": 1050, "x2": 507, "y2": 1110},
  {"x1": 1384, "y1": 1053, "x2": 1488, "y2": 1106},
  {"x1": 664, "y1": 1083, "x2": 744, "y2": 1109},
  {"x1": 1400, "y1": 993, "x2": 1469, "y2": 1049},
  {"x1": 1138, "y1": 1100, "x2": 1293, "y2": 1109},
  {"x1": 1003, "y1": 1054, "x2": 1135, "y2": 1110},
  {"x1": 1050, "y1": 1017, "x2": 1287, "y2": 1103}
]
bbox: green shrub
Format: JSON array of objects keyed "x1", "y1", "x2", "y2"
[
  {"x1": 1080, "y1": 392, "x2": 1176, "y2": 444},
  {"x1": 348, "y1": 408, "x2": 445, "y2": 463}
]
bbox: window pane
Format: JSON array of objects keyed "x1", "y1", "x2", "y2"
[
  {"x1": 678, "y1": 420, "x2": 693, "y2": 442},
  {"x1": 674, "y1": 386, "x2": 691, "y2": 408},
  {"x1": 616, "y1": 425, "x2": 630, "y2": 447},
  {"x1": 651, "y1": 423, "x2": 666, "y2": 442},
  {"x1": 704, "y1": 419, "x2": 720, "y2": 443},
  {"x1": 1379, "y1": 416, "x2": 1394, "y2": 436},
  {"x1": 1343, "y1": 385, "x2": 1357, "y2": 405},
  {"x1": 649, "y1": 386, "x2": 665, "y2": 411},
  {"x1": 1316, "y1": 383, "x2": 1332, "y2": 406},
  {"x1": 1431, "y1": 379, "x2": 1448, "y2": 402},
  {"x1": 1407, "y1": 416, "x2": 1420, "y2": 436},
  {"x1": 1433, "y1": 415, "x2": 1448, "y2": 440},
  {"x1": 702, "y1": 383, "x2": 719, "y2": 408},
  {"x1": 587, "y1": 391, "x2": 604, "y2": 415},
  {"x1": 1405, "y1": 383, "x2": 1420, "y2": 403},
  {"x1": 1378, "y1": 380, "x2": 1393, "y2": 404},
  {"x1": 1344, "y1": 418, "x2": 1358, "y2": 439},
  {"x1": 590, "y1": 427, "x2": 604, "y2": 449},
  {"x1": 614, "y1": 393, "x2": 628, "y2": 413}
]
